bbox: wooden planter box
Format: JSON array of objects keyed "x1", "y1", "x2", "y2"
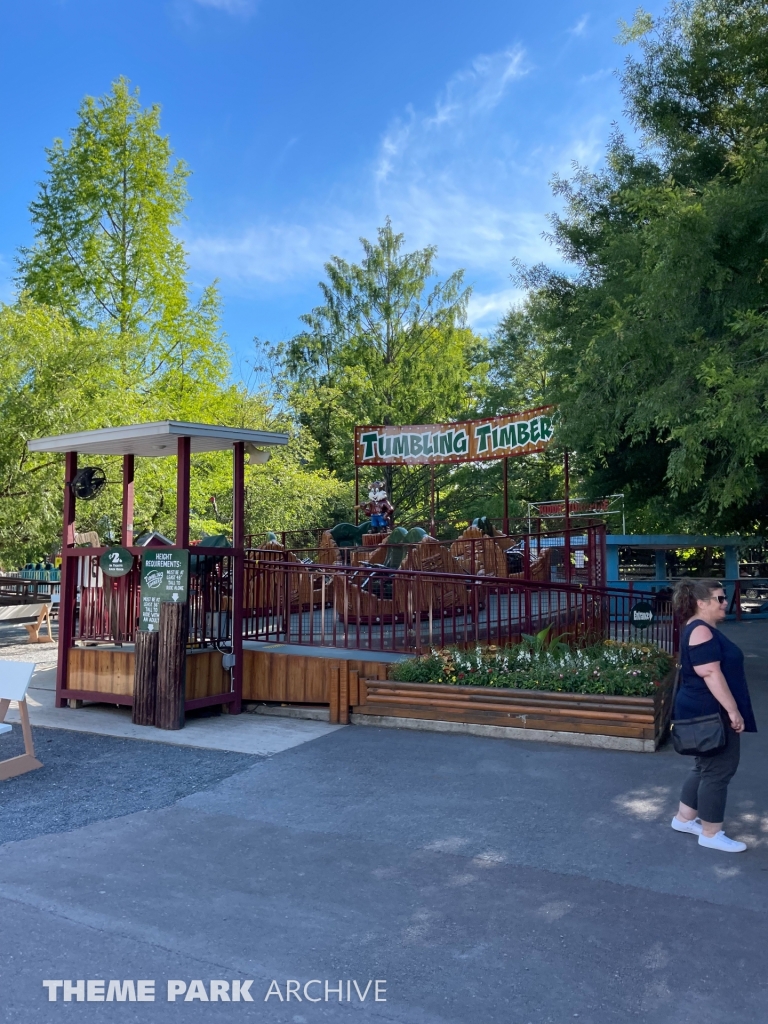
[{"x1": 352, "y1": 669, "x2": 675, "y2": 752}]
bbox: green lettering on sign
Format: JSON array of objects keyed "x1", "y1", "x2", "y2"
[
  {"x1": 475, "y1": 424, "x2": 492, "y2": 453},
  {"x1": 360, "y1": 432, "x2": 378, "y2": 460}
]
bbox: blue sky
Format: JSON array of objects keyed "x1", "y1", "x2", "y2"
[{"x1": 0, "y1": 0, "x2": 665, "y2": 374}]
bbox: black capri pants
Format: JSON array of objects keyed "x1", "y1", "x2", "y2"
[{"x1": 680, "y1": 726, "x2": 741, "y2": 822}]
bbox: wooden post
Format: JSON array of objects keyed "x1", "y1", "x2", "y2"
[
  {"x1": 328, "y1": 663, "x2": 340, "y2": 724},
  {"x1": 231, "y1": 441, "x2": 245, "y2": 714},
  {"x1": 354, "y1": 465, "x2": 359, "y2": 526},
  {"x1": 155, "y1": 601, "x2": 187, "y2": 730},
  {"x1": 339, "y1": 662, "x2": 349, "y2": 724},
  {"x1": 132, "y1": 630, "x2": 159, "y2": 726},
  {"x1": 176, "y1": 435, "x2": 191, "y2": 549},
  {"x1": 502, "y1": 456, "x2": 509, "y2": 534},
  {"x1": 121, "y1": 453, "x2": 135, "y2": 546},
  {"x1": 56, "y1": 450, "x2": 78, "y2": 708}
]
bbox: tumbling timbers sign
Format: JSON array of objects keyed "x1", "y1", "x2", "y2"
[{"x1": 355, "y1": 406, "x2": 555, "y2": 466}]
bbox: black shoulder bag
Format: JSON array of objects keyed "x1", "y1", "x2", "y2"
[{"x1": 669, "y1": 661, "x2": 727, "y2": 756}]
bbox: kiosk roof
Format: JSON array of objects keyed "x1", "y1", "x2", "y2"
[{"x1": 27, "y1": 421, "x2": 290, "y2": 457}]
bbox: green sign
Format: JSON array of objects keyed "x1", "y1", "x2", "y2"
[
  {"x1": 630, "y1": 600, "x2": 654, "y2": 630},
  {"x1": 139, "y1": 548, "x2": 189, "y2": 632},
  {"x1": 100, "y1": 546, "x2": 135, "y2": 578}
]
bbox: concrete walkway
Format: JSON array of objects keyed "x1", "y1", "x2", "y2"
[
  {"x1": 2, "y1": 656, "x2": 343, "y2": 757},
  {"x1": 0, "y1": 620, "x2": 766, "y2": 1023}
]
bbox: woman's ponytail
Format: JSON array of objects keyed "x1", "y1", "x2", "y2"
[{"x1": 672, "y1": 578, "x2": 722, "y2": 620}]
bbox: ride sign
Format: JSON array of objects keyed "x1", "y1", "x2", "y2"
[
  {"x1": 629, "y1": 601, "x2": 654, "y2": 630},
  {"x1": 139, "y1": 549, "x2": 189, "y2": 631},
  {"x1": 355, "y1": 406, "x2": 556, "y2": 466},
  {"x1": 99, "y1": 546, "x2": 135, "y2": 578}
]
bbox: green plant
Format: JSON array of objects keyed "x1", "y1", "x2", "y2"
[{"x1": 389, "y1": 640, "x2": 673, "y2": 698}]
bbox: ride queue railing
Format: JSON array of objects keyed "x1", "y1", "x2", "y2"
[{"x1": 242, "y1": 556, "x2": 676, "y2": 655}]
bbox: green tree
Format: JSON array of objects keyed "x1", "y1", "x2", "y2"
[
  {"x1": 16, "y1": 76, "x2": 224, "y2": 400},
  {"x1": 283, "y1": 220, "x2": 486, "y2": 520},
  {"x1": 449, "y1": 295, "x2": 563, "y2": 527},
  {"x1": 0, "y1": 303, "x2": 113, "y2": 564},
  {"x1": 0, "y1": 79, "x2": 348, "y2": 563},
  {"x1": 525, "y1": 0, "x2": 768, "y2": 532}
]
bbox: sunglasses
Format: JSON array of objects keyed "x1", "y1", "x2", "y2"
[{"x1": 714, "y1": 595, "x2": 727, "y2": 604}]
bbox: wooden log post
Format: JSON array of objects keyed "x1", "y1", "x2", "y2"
[
  {"x1": 132, "y1": 630, "x2": 159, "y2": 726},
  {"x1": 339, "y1": 663, "x2": 350, "y2": 725},
  {"x1": 155, "y1": 601, "x2": 188, "y2": 730}
]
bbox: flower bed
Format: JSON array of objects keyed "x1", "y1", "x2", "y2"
[
  {"x1": 388, "y1": 639, "x2": 673, "y2": 698},
  {"x1": 351, "y1": 639, "x2": 676, "y2": 752}
]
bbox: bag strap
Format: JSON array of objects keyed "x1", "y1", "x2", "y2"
[{"x1": 670, "y1": 661, "x2": 681, "y2": 711}]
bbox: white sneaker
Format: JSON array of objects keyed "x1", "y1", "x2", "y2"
[
  {"x1": 698, "y1": 831, "x2": 747, "y2": 853},
  {"x1": 671, "y1": 816, "x2": 703, "y2": 836}
]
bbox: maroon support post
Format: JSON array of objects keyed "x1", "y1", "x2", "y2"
[
  {"x1": 231, "y1": 441, "x2": 245, "y2": 714},
  {"x1": 502, "y1": 457, "x2": 509, "y2": 535},
  {"x1": 176, "y1": 436, "x2": 191, "y2": 549},
  {"x1": 121, "y1": 454, "x2": 134, "y2": 546},
  {"x1": 563, "y1": 450, "x2": 571, "y2": 586},
  {"x1": 429, "y1": 465, "x2": 436, "y2": 536},
  {"x1": 56, "y1": 451, "x2": 78, "y2": 707},
  {"x1": 354, "y1": 465, "x2": 359, "y2": 526}
]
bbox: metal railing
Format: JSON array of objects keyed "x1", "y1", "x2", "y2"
[
  {"x1": 247, "y1": 524, "x2": 607, "y2": 589},
  {"x1": 243, "y1": 555, "x2": 675, "y2": 655},
  {"x1": 61, "y1": 526, "x2": 676, "y2": 656},
  {"x1": 67, "y1": 549, "x2": 235, "y2": 648},
  {"x1": 0, "y1": 573, "x2": 61, "y2": 603}
]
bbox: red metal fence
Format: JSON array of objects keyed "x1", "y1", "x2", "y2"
[
  {"x1": 63, "y1": 526, "x2": 673, "y2": 656},
  {"x1": 242, "y1": 556, "x2": 676, "y2": 655},
  {"x1": 69, "y1": 549, "x2": 234, "y2": 648}
]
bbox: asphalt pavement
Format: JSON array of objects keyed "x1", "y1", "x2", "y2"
[{"x1": 1, "y1": 619, "x2": 766, "y2": 1024}]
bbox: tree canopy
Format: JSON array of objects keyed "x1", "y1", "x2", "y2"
[
  {"x1": 0, "y1": 80, "x2": 349, "y2": 565},
  {"x1": 5, "y1": 1, "x2": 768, "y2": 563},
  {"x1": 282, "y1": 220, "x2": 487, "y2": 521},
  {"x1": 522, "y1": 0, "x2": 768, "y2": 533}
]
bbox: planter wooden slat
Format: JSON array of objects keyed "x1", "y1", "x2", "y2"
[
  {"x1": 366, "y1": 686, "x2": 657, "y2": 716},
  {"x1": 362, "y1": 692, "x2": 655, "y2": 723},
  {"x1": 354, "y1": 703, "x2": 656, "y2": 739},
  {"x1": 354, "y1": 668, "x2": 675, "y2": 748},
  {"x1": 367, "y1": 679, "x2": 661, "y2": 706}
]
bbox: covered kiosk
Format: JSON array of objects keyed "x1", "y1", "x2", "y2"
[{"x1": 28, "y1": 421, "x2": 289, "y2": 717}]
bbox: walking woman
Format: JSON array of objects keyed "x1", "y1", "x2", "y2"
[{"x1": 670, "y1": 579, "x2": 757, "y2": 852}]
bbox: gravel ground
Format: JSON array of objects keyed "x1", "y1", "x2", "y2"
[
  {"x1": 0, "y1": 726, "x2": 261, "y2": 845},
  {"x1": 0, "y1": 620, "x2": 59, "y2": 660}
]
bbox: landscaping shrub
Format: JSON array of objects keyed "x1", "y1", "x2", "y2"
[{"x1": 389, "y1": 639, "x2": 673, "y2": 698}]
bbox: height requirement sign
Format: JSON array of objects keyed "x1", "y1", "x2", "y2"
[
  {"x1": 139, "y1": 549, "x2": 189, "y2": 632},
  {"x1": 355, "y1": 407, "x2": 556, "y2": 465}
]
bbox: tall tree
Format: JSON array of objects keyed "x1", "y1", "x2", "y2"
[
  {"x1": 283, "y1": 220, "x2": 486, "y2": 519},
  {"x1": 0, "y1": 79, "x2": 347, "y2": 564},
  {"x1": 16, "y1": 76, "x2": 224, "y2": 400},
  {"x1": 525, "y1": 0, "x2": 768, "y2": 532}
]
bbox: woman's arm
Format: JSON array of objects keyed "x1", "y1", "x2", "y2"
[{"x1": 690, "y1": 626, "x2": 744, "y2": 732}]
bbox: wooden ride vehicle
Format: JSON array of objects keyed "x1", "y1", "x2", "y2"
[
  {"x1": 246, "y1": 539, "x2": 323, "y2": 614},
  {"x1": 335, "y1": 532, "x2": 471, "y2": 626}
]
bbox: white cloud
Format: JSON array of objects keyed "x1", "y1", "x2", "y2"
[
  {"x1": 569, "y1": 14, "x2": 590, "y2": 37},
  {"x1": 185, "y1": 43, "x2": 612, "y2": 332},
  {"x1": 467, "y1": 287, "x2": 526, "y2": 330}
]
